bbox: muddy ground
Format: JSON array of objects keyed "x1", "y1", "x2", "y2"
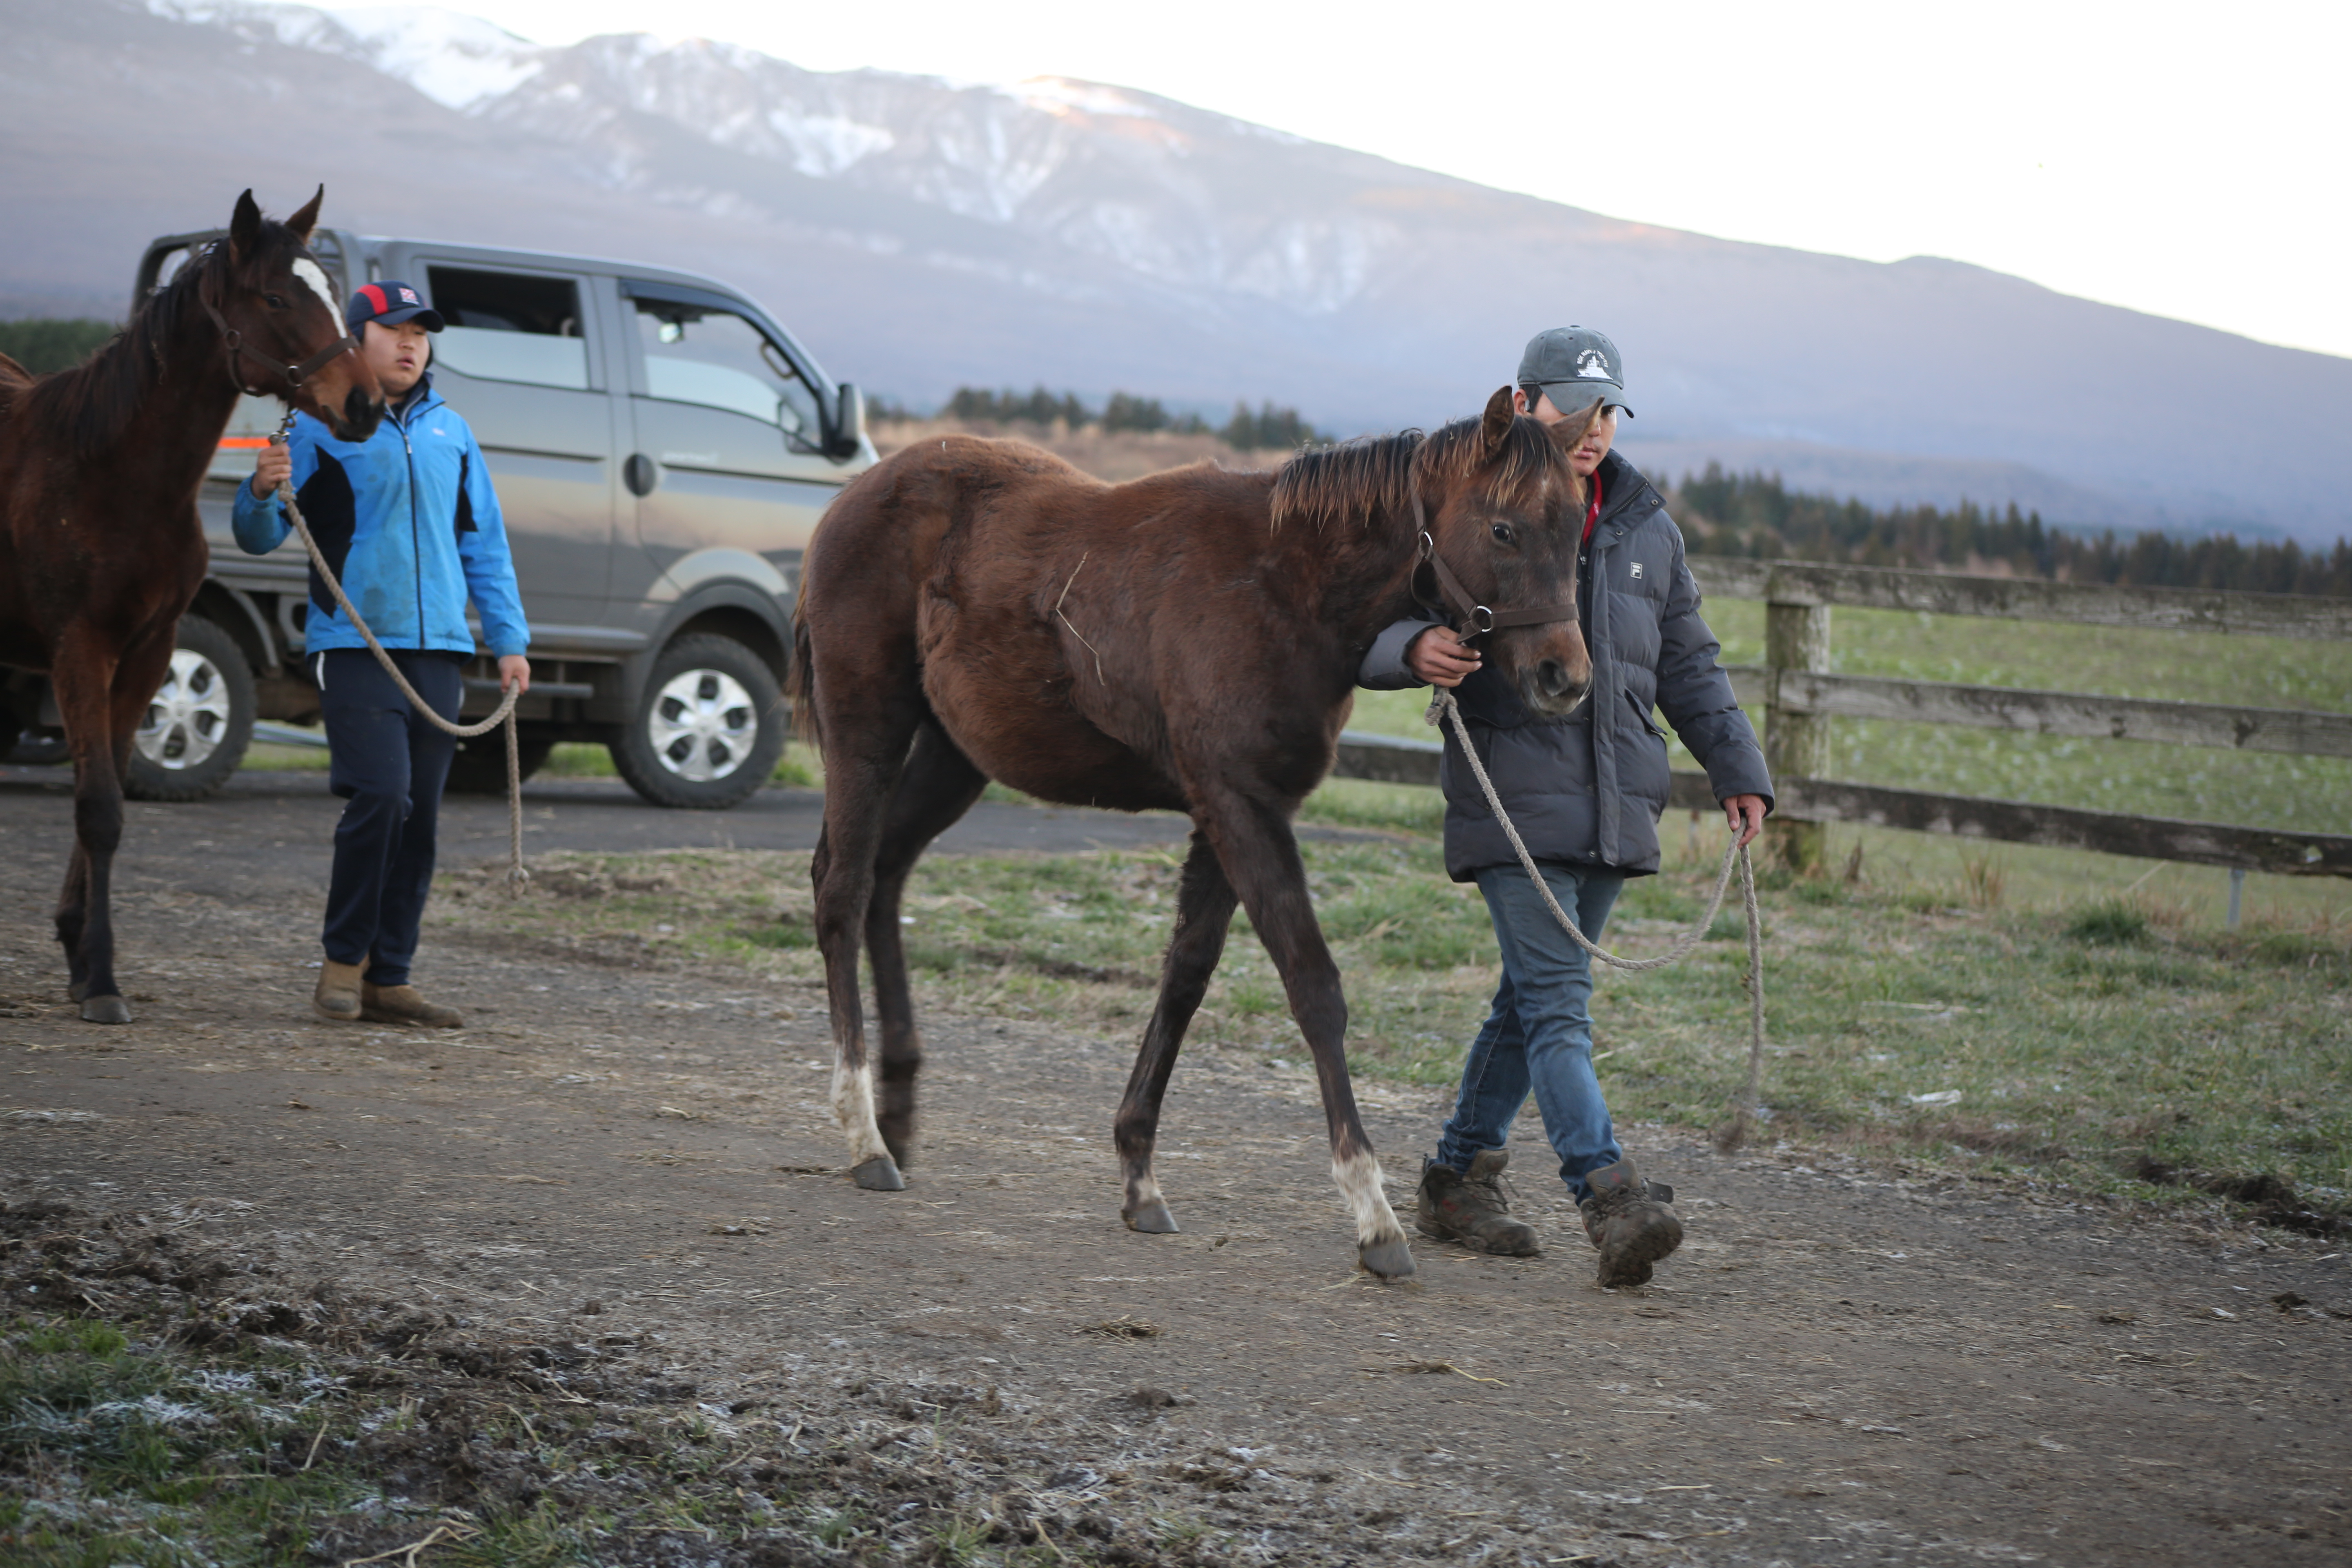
[{"x1": 3, "y1": 771, "x2": 2349, "y2": 1565}]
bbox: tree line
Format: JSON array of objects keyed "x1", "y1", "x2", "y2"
[
  {"x1": 1670, "y1": 465, "x2": 2352, "y2": 598},
  {"x1": 933, "y1": 385, "x2": 1327, "y2": 451},
  {"x1": 0, "y1": 316, "x2": 116, "y2": 375}
]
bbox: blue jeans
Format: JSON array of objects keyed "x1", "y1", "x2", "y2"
[
  {"x1": 1434, "y1": 862, "x2": 1626, "y2": 1202},
  {"x1": 316, "y1": 649, "x2": 462, "y2": 987}
]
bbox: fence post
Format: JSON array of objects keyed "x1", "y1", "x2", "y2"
[{"x1": 1765, "y1": 572, "x2": 1832, "y2": 873}]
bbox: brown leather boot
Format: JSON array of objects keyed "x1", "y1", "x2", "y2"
[
  {"x1": 1577, "y1": 1156, "x2": 1682, "y2": 1287},
  {"x1": 360, "y1": 983, "x2": 464, "y2": 1029},
  {"x1": 313, "y1": 960, "x2": 365, "y2": 1024},
  {"x1": 1414, "y1": 1150, "x2": 1540, "y2": 1257}
]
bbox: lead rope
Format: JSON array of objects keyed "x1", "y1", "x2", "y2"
[
  {"x1": 1429, "y1": 687, "x2": 1767, "y2": 1152},
  {"x1": 267, "y1": 425, "x2": 530, "y2": 895}
]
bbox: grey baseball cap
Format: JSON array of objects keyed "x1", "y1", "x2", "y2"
[{"x1": 1517, "y1": 325, "x2": 1633, "y2": 418}]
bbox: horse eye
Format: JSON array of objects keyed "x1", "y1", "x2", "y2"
[
  {"x1": 265, "y1": 293, "x2": 288, "y2": 310},
  {"x1": 1490, "y1": 523, "x2": 1516, "y2": 544}
]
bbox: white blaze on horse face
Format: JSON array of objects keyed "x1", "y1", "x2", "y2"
[
  {"x1": 292, "y1": 259, "x2": 341, "y2": 327},
  {"x1": 1332, "y1": 1149, "x2": 1403, "y2": 1247},
  {"x1": 831, "y1": 1054, "x2": 890, "y2": 1168}
]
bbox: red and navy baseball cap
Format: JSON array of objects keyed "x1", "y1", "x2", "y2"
[{"x1": 346, "y1": 280, "x2": 445, "y2": 333}]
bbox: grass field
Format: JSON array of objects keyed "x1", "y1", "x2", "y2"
[{"x1": 439, "y1": 810, "x2": 2352, "y2": 1221}]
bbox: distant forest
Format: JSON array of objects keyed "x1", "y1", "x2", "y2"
[
  {"x1": 0, "y1": 316, "x2": 115, "y2": 374},
  {"x1": 1669, "y1": 466, "x2": 2352, "y2": 599},
  {"x1": 927, "y1": 384, "x2": 1327, "y2": 452}
]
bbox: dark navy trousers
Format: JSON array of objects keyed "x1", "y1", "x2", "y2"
[{"x1": 316, "y1": 648, "x2": 462, "y2": 987}]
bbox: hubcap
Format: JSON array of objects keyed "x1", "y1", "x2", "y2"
[
  {"x1": 135, "y1": 648, "x2": 233, "y2": 771},
  {"x1": 648, "y1": 667, "x2": 757, "y2": 782}
]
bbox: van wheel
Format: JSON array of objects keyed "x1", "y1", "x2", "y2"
[
  {"x1": 610, "y1": 634, "x2": 785, "y2": 809},
  {"x1": 445, "y1": 725, "x2": 556, "y2": 795},
  {"x1": 125, "y1": 615, "x2": 256, "y2": 802}
]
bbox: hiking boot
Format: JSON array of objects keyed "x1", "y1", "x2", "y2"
[
  {"x1": 1414, "y1": 1150, "x2": 1540, "y2": 1257},
  {"x1": 360, "y1": 983, "x2": 464, "y2": 1029},
  {"x1": 1577, "y1": 1156, "x2": 1683, "y2": 1287},
  {"x1": 312, "y1": 960, "x2": 365, "y2": 1024}
]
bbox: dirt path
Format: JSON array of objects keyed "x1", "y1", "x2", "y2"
[{"x1": 2, "y1": 783, "x2": 2348, "y2": 1565}]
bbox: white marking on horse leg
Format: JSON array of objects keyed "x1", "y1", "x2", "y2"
[
  {"x1": 1125, "y1": 1165, "x2": 1164, "y2": 1214},
  {"x1": 292, "y1": 258, "x2": 341, "y2": 324},
  {"x1": 831, "y1": 1056, "x2": 889, "y2": 1168},
  {"x1": 1332, "y1": 1149, "x2": 1404, "y2": 1247}
]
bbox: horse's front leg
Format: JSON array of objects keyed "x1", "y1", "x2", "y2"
[
  {"x1": 1194, "y1": 790, "x2": 1413, "y2": 1278},
  {"x1": 1115, "y1": 829, "x2": 1239, "y2": 1234},
  {"x1": 50, "y1": 633, "x2": 142, "y2": 1023}
]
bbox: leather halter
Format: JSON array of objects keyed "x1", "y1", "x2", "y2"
[
  {"x1": 1410, "y1": 491, "x2": 1579, "y2": 640},
  {"x1": 192, "y1": 243, "x2": 360, "y2": 398}
]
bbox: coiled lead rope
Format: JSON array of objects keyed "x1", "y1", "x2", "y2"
[
  {"x1": 1429, "y1": 687, "x2": 1766, "y2": 1150},
  {"x1": 266, "y1": 427, "x2": 529, "y2": 893}
]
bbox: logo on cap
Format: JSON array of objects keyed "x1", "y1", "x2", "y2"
[
  {"x1": 397, "y1": 286, "x2": 420, "y2": 305},
  {"x1": 1577, "y1": 348, "x2": 1612, "y2": 379}
]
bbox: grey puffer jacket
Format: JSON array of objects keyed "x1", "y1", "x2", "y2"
[{"x1": 1359, "y1": 450, "x2": 1771, "y2": 882}]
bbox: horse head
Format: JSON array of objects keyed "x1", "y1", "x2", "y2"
[
  {"x1": 213, "y1": 188, "x2": 385, "y2": 442},
  {"x1": 1413, "y1": 386, "x2": 1599, "y2": 718}
]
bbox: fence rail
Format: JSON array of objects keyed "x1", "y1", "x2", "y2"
[{"x1": 1329, "y1": 558, "x2": 2352, "y2": 882}]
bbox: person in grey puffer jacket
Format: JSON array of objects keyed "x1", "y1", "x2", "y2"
[{"x1": 1359, "y1": 326, "x2": 1772, "y2": 1288}]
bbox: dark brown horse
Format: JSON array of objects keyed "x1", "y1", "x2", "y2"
[
  {"x1": 0, "y1": 189, "x2": 383, "y2": 1022},
  {"x1": 792, "y1": 388, "x2": 1599, "y2": 1277}
]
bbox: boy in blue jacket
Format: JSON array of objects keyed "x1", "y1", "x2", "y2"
[{"x1": 236, "y1": 280, "x2": 531, "y2": 1027}]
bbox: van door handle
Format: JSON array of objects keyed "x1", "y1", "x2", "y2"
[{"x1": 623, "y1": 453, "x2": 660, "y2": 496}]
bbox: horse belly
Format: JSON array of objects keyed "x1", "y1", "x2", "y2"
[{"x1": 918, "y1": 590, "x2": 1185, "y2": 813}]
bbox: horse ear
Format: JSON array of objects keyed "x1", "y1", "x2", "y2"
[
  {"x1": 1479, "y1": 385, "x2": 1515, "y2": 457},
  {"x1": 287, "y1": 185, "x2": 324, "y2": 243},
  {"x1": 229, "y1": 189, "x2": 263, "y2": 261},
  {"x1": 1546, "y1": 398, "x2": 1604, "y2": 452}
]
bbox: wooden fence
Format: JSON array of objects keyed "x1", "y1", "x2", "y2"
[{"x1": 1330, "y1": 560, "x2": 2352, "y2": 883}]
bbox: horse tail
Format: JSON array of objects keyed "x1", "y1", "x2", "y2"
[{"x1": 787, "y1": 593, "x2": 820, "y2": 746}]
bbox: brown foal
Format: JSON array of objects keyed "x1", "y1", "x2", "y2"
[{"x1": 791, "y1": 389, "x2": 1598, "y2": 1276}]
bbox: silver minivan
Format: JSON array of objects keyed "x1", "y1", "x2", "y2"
[{"x1": 10, "y1": 227, "x2": 871, "y2": 808}]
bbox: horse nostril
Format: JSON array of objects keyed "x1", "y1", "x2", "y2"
[{"x1": 1537, "y1": 659, "x2": 1570, "y2": 697}]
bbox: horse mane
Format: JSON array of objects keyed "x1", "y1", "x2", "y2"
[
  {"x1": 1267, "y1": 412, "x2": 1575, "y2": 533},
  {"x1": 21, "y1": 239, "x2": 228, "y2": 459}
]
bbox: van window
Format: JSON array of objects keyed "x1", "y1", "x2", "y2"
[
  {"x1": 633, "y1": 299, "x2": 824, "y2": 453},
  {"x1": 426, "y1": 267, "x2": 590, "y2": 391}
]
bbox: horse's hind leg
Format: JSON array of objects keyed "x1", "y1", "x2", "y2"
[
  {"x1": 1114, "y1": 829, "x2": 1238, "y2": 1234},
  {"x1": 808, "y1": 663, "x2": 928, "y2": 1191},
  {"x1": 863, "y1": 719, "x2": 987, "y2": 1167},
  {"x1": 1193, "y1": 788, "x2": 1412, "y2": 1278}
]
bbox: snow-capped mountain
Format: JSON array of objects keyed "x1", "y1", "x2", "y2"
[{"x1": 6, "y1": 0, "x2": 2350, "y2": 540}]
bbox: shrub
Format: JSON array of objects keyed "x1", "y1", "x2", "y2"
[{"x1": 2065, "y1": 899, "x2": 2149, "y2": 946}]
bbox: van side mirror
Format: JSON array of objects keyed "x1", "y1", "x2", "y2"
[{"x1": 826, "y1": 383, "x2": 864, "y2": 459}]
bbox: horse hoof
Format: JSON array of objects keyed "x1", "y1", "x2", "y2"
[
  {"x1": 1358, "y1": 1237, "x2": 1417, "y2": 1279},
  {"x1": 79, "y1": 994, "x2": 133, "y2": 1025},
  {"x1": 850, "y1": 1155, "x2": 906, "y2": 1192},
  {"x1": 1122, "y1": 1200, "x2": 1179, "y2": 1234}
]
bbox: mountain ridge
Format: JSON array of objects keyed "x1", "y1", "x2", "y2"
[{"x1": 2, "y1": 0, "x2": 2345, "y2": 542}]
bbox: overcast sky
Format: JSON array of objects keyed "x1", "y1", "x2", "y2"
[{"x1": 305, "y1": 0, "x2": 2351, "y2": 360}]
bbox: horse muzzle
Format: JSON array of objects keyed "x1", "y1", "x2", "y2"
[
  {"x1": 1521, "y1": 656, "x2": 1591, "y2": 719},
  {"x1": 328, "y1": 387, "x2": 386, "y2": 443}
]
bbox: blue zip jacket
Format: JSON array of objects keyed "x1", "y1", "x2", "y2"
[{"x1": 232, "y1": 374, "x2": 530, "y2": 659}]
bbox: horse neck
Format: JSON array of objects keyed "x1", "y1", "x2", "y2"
[
  {"x1": 116, "y1": 294, "x2": 249, "y2": 505},
  {"x1": 1273, "y1": 502, "x2": 1424, "y2": 647}
]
